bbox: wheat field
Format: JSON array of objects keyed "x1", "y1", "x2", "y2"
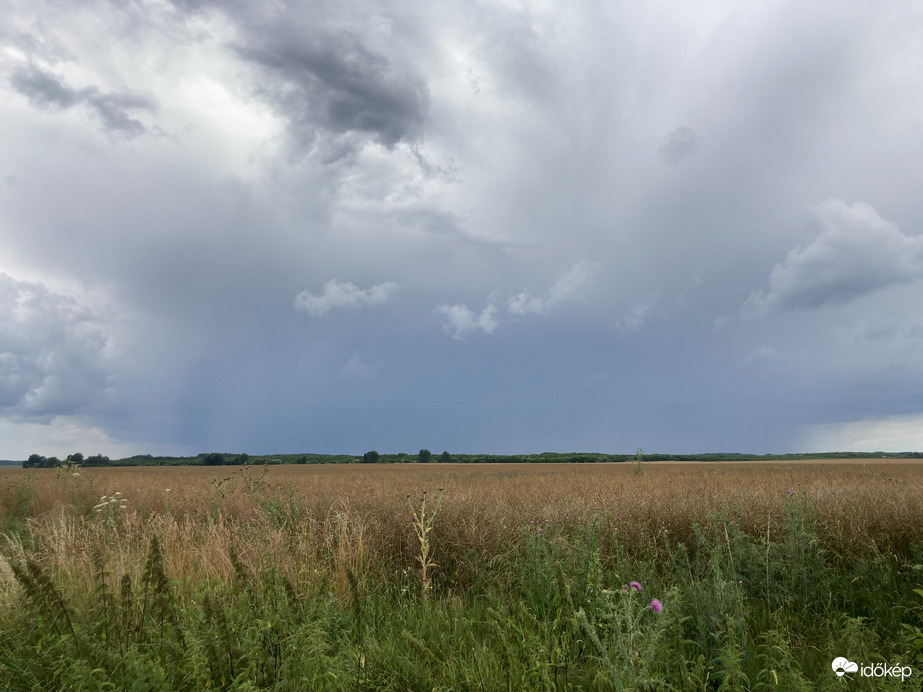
[{"x1": 2, "y1": 460, "x2": 921, "y2": 596}]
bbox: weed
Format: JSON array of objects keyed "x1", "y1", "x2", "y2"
[{"x1": 408, "y1": 489, "x2": 443, "y2": 599}]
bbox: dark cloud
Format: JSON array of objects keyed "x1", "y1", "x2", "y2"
[
  {"x1": 88, "y1": 91, "x2": 157, "y2": 136},
  {"x1": 235, "y1": 30, "x2": 429, "y2": 152},
  {"x1": 10, "y1": 64, "x2": 83, "y2": 109},
  {"x1": 658, "y1": 127, "x2": 700, "y2": 164},
  {"x1": 10, "y1": 64, "x2": 156, "y2": 136}
]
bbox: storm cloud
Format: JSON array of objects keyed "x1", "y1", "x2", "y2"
[
  {"x1": 236, "y1": 32, "x2": 429, "y2": 153},
  {"x1": 2, "y1": 0, "x2": 923, "y2": 458}
]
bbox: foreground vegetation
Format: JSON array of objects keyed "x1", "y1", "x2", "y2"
[{"x1": 1, "y1": 462, "x2": 922, "y2": 689}]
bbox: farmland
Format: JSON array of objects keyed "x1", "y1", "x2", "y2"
[{"x1": 1, "y1": 461, "x2": 922, "y2": 689}]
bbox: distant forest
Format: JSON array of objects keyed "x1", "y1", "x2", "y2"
[{"x1": 16, "y1": 449, "x2": 923, "y2": 468}]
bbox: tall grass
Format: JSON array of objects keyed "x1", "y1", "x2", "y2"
[{"x1": 0, "y1": 462, "x2": 921, "y2": 689}]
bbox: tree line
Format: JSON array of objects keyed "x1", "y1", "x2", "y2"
[{"x1": 22, "y1": 449, "x2": 914, "y2": 469}]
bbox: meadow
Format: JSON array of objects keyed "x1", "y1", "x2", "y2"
[{"x1": 1, "y1": 461, "x2": 922, "y2": 690}]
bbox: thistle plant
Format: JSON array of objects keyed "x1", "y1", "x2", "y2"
[{"x1": 408, "y1": 489, "x2": 443, "y2": 599}]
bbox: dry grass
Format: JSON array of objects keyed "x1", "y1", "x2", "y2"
[{"x1": 2, "y1": 460, "x2": 922, "y2": 601}]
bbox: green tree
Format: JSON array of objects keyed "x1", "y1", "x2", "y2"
[
  {"x1": 440, "y1": 451, "x2": 451, "y2": 463},
  {"x1": 362, "y1": 450, "x2": 380, "y2": 464},
  {"x1": 203, "y1": 452, "x2": 225, "y2": 466},
  {"x1": 24, "y1": 454, "x2": 45, "y2": 469},
  {"x1": 83, "y1": 454, "x2": 110, "y2": 467},
  {"x1": 418, "y1": 449, "x2": 432, "y2": 463}
]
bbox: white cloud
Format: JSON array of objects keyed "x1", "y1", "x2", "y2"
[
  {"x1": 507, "y1": 291, "x2": 545, "y2": 315},
  {"x1": 747, "y1": 200, "x2": 923, "y2": 314},
  {"x1": 0, "y1": 415, "x2": 184, "y2": 460},
  {"x1": 295, "y1": 279, "x2": 399, "y2": 317},
  {"x1": 436, "y1": 300, "x2": 499, "y2": 339},
  {"x1": 800, "y1": 412, "x2": 923, "y2": 452},
  {"x1": 508, "y1": 261, "x2": 597, "y2": 315},
  {"x1": 615, "y1": 293, "x2": 659, "y2": 333}
]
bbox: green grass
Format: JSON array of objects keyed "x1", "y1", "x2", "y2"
[{"x1": 1, "y1": 493, "x2": 921, "y2": 690}]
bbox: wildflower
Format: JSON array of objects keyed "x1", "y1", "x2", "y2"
[
  {"x1": 538, "y1": 528, "x2": 543, "y2": 533},
  {"x1": 165, "y1": 488, "x2": 171, "y2": 492},
  {"x1": 630, "y1": 581, "x2": 642, "y2": 592},
  {"x1": 530, "y1": 520, "x2": 535, "y2": 524},
  {"x1": 72, "y1": 472, "x2": 80, "y2": 477},
  {"x1": 651, "y1": 598, "x2": 663, "y2": 613},
  {"x1": 621, "y1": 584, "x2": 629, "y2": 591}
]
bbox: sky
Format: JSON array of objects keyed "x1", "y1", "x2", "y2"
[{"x1": 2, "y1": 0, "x2": 923, "y2": 459}]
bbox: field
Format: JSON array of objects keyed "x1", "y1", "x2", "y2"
[{"x1": 1, "y1": 461, "x2": 922, "y2": 689}]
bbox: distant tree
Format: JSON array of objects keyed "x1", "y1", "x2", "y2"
[
  {"x1": 45, "y1": 457, "x2": 62, "y2": 468},
  {"x1": 67, "y1": 452, "x2": 84, "y2": 465},
  {"x1": 362, "y1": 450, "x2": 380, "y2": 464},
  {"x1": 296, "y1": 456, "x2": 308, "y2": 464},
  {"x1": 203, "y1": 452, "x2": 225, "y2": 466},
  {"x1": 83, "y1": 454, "x2": 110, "y2": 467},
  {"x1": 24, "y1": 454, "x2": 45, "y2": 469},
  {"x1": 237, "y1": 453, "x2": 249, "y2": 465},
  {"x1": 418, "y1": 449, "x2": 432, "y2": 463},
  {"x1": 440, "y1": 451, "x2": 451, "y2": 463}
]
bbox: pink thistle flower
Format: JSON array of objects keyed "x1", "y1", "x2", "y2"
[
  {"x1": 621, "y1": 585, "x2": 629, "y2": 591},
  {"x1": 630, "y1": 581, "x2": 642, "y2": 592},
  {"x1": 651, "y1": 598, "x2": 663, "y2": 613}
]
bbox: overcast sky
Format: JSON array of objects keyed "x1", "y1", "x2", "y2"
[{"x1": 2, "y1": 0, "x2": 923, "y2": 458}]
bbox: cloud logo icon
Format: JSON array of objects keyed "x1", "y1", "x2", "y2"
[{"x1": 832, "y1": 657, "x2": 858, "y2": 677}]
